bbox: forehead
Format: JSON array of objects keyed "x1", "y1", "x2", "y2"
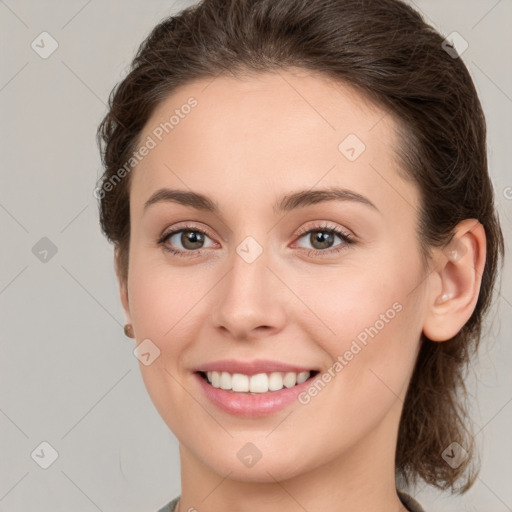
[{"x1": 130, "y1": 69, "x2": 419, "y2": 218}]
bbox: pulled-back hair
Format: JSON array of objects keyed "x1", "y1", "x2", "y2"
[{"x1": 96, "y1": 0, "x2": 504, "y2": 493}]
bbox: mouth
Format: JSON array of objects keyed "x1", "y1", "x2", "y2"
[{"x1": 196, "y1": 370, "x2": 320, "y2": 394}]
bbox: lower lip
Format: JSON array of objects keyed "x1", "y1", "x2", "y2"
[{"x1": 194, "y1": 372, "x2": 316, "y2": 418}]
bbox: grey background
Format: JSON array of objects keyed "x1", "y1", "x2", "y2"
[{"x1": 0, "y1": 1, "x2": 511, "y2": 511}]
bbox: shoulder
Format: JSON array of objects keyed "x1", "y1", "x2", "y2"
[
  {"x1": 397, "y1": 489, "x2": 426, "y2": 512},
  {"x1": 156, "y1": 496, "x2": 180, "y2": 512}
]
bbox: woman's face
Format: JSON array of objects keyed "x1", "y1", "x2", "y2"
[{"x1": 121, "y1": 69, "x2": 429, "y2": 481}]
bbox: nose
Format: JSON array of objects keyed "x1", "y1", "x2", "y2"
[{"x1": 211, "y1": 242, "x2": 287, "y2": 341}]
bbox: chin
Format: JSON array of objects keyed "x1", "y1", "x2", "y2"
[{"x1": 199, "y1": 448, "x2": 311, "y2": 483}]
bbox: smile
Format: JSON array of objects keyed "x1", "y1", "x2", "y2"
[
  {"x1": 194, "y1": 365, "x2": 320, "y2": 417},
  {"x1": 200, "y1": 370, "x2": 313, "y2": 393}
]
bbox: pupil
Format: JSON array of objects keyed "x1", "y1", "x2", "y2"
[
  {"x1": 183, "y1": 230, "x2": 204, "y2": 249},
  {"x1": 312, "y1": 231, "x2": 332, "y2": 249}
]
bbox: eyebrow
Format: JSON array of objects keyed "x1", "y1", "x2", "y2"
[{"x1": 143, "y1": 186, "x2": 379, "y2": 215}]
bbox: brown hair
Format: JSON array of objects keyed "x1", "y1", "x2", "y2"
[{"x1": 96, "y1": 0, "x2": 504, "y2": 494}]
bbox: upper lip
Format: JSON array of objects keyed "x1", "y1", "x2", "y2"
[{"x1": 194, "y1": 359, "x2": 317, "y2": 376}]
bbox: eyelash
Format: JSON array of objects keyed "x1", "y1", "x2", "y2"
[{"x1": 157, "y1": 222, "x2": 354, "y2": 258}]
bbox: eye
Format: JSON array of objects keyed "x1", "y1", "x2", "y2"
[
  {"x1": 293, "y1": 223, "x2": 354, "y2": 256},
  {"x1": 157, "y1": 222, "x2": 354, "y2": 258},
  {"x1": 158, "y1": 224, "x2": 216, "y2": 257}
]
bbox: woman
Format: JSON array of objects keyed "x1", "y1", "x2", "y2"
[{"x1": 96, "y1": 0, "x2": 505, "y2": 510}]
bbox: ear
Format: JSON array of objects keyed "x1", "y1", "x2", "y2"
[
  {"x1": 114, "y1": 246, "x2": 131, "y2": 324},
  {"x1": 422, "y1": 219, "x2": 487, "y2": 342}
]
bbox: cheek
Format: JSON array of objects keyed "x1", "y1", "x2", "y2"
[
  {"x1": 128, "y1": 254, "x2": 208, "y2": 343},
  {"x1": 292, "y1": 251, "x2": 420, "y2": 340},
  {"x1": 126, "y1": 259, "x2": 208, "y2": 431},
  {"x1": 292, "y1": 249, "x2": 424, "y2": 396}
]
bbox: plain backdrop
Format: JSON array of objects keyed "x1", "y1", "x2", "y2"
[{"x1": 1, "y1": 1, "x2": 511, "y2": 511}]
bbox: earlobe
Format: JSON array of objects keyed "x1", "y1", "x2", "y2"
[{"x1": 422, "y1": 219, "x2": 487, "y2": 342}]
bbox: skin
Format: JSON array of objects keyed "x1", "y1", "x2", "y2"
[{"x1": 116, "y1": 68, "x2": 486, "y2": 512}]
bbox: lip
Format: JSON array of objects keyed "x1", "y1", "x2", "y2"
[
  {"x1": 194, "y1": 368, "x2": 319, "y2": 418},
  {"x1": 194, "y1": 359, "x2": 317, "y2": 376}
]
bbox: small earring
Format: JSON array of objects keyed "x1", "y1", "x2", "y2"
[
  {"x1": 124, "y1": 323, "x2": 134, "y2": 338},
  {"x1": 438, "y1": 292, "x2": 454, "y2": 303}
]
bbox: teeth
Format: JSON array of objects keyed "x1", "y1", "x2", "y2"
[
  {"x1": 283, "y1": 372, "x2": 297, "y2": 388},
  {"x1": 232, "y1": 373, "x2": 249, "y2": 392},
  {"x1": 249, "y1": 373, "x2": 268, "y2": 393},
  {"x1": 268, "y1": 372, "x2": 284, "y2": 391},
  {"x1": 204, "y1": 370, "x2": 311, "y2": 393},
  {"x1": 297, "y1": 371, "x2": 309, "y2": 384},
  {"x1": 220, "y1": 371, "x2": 231, "y2": 390}
]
